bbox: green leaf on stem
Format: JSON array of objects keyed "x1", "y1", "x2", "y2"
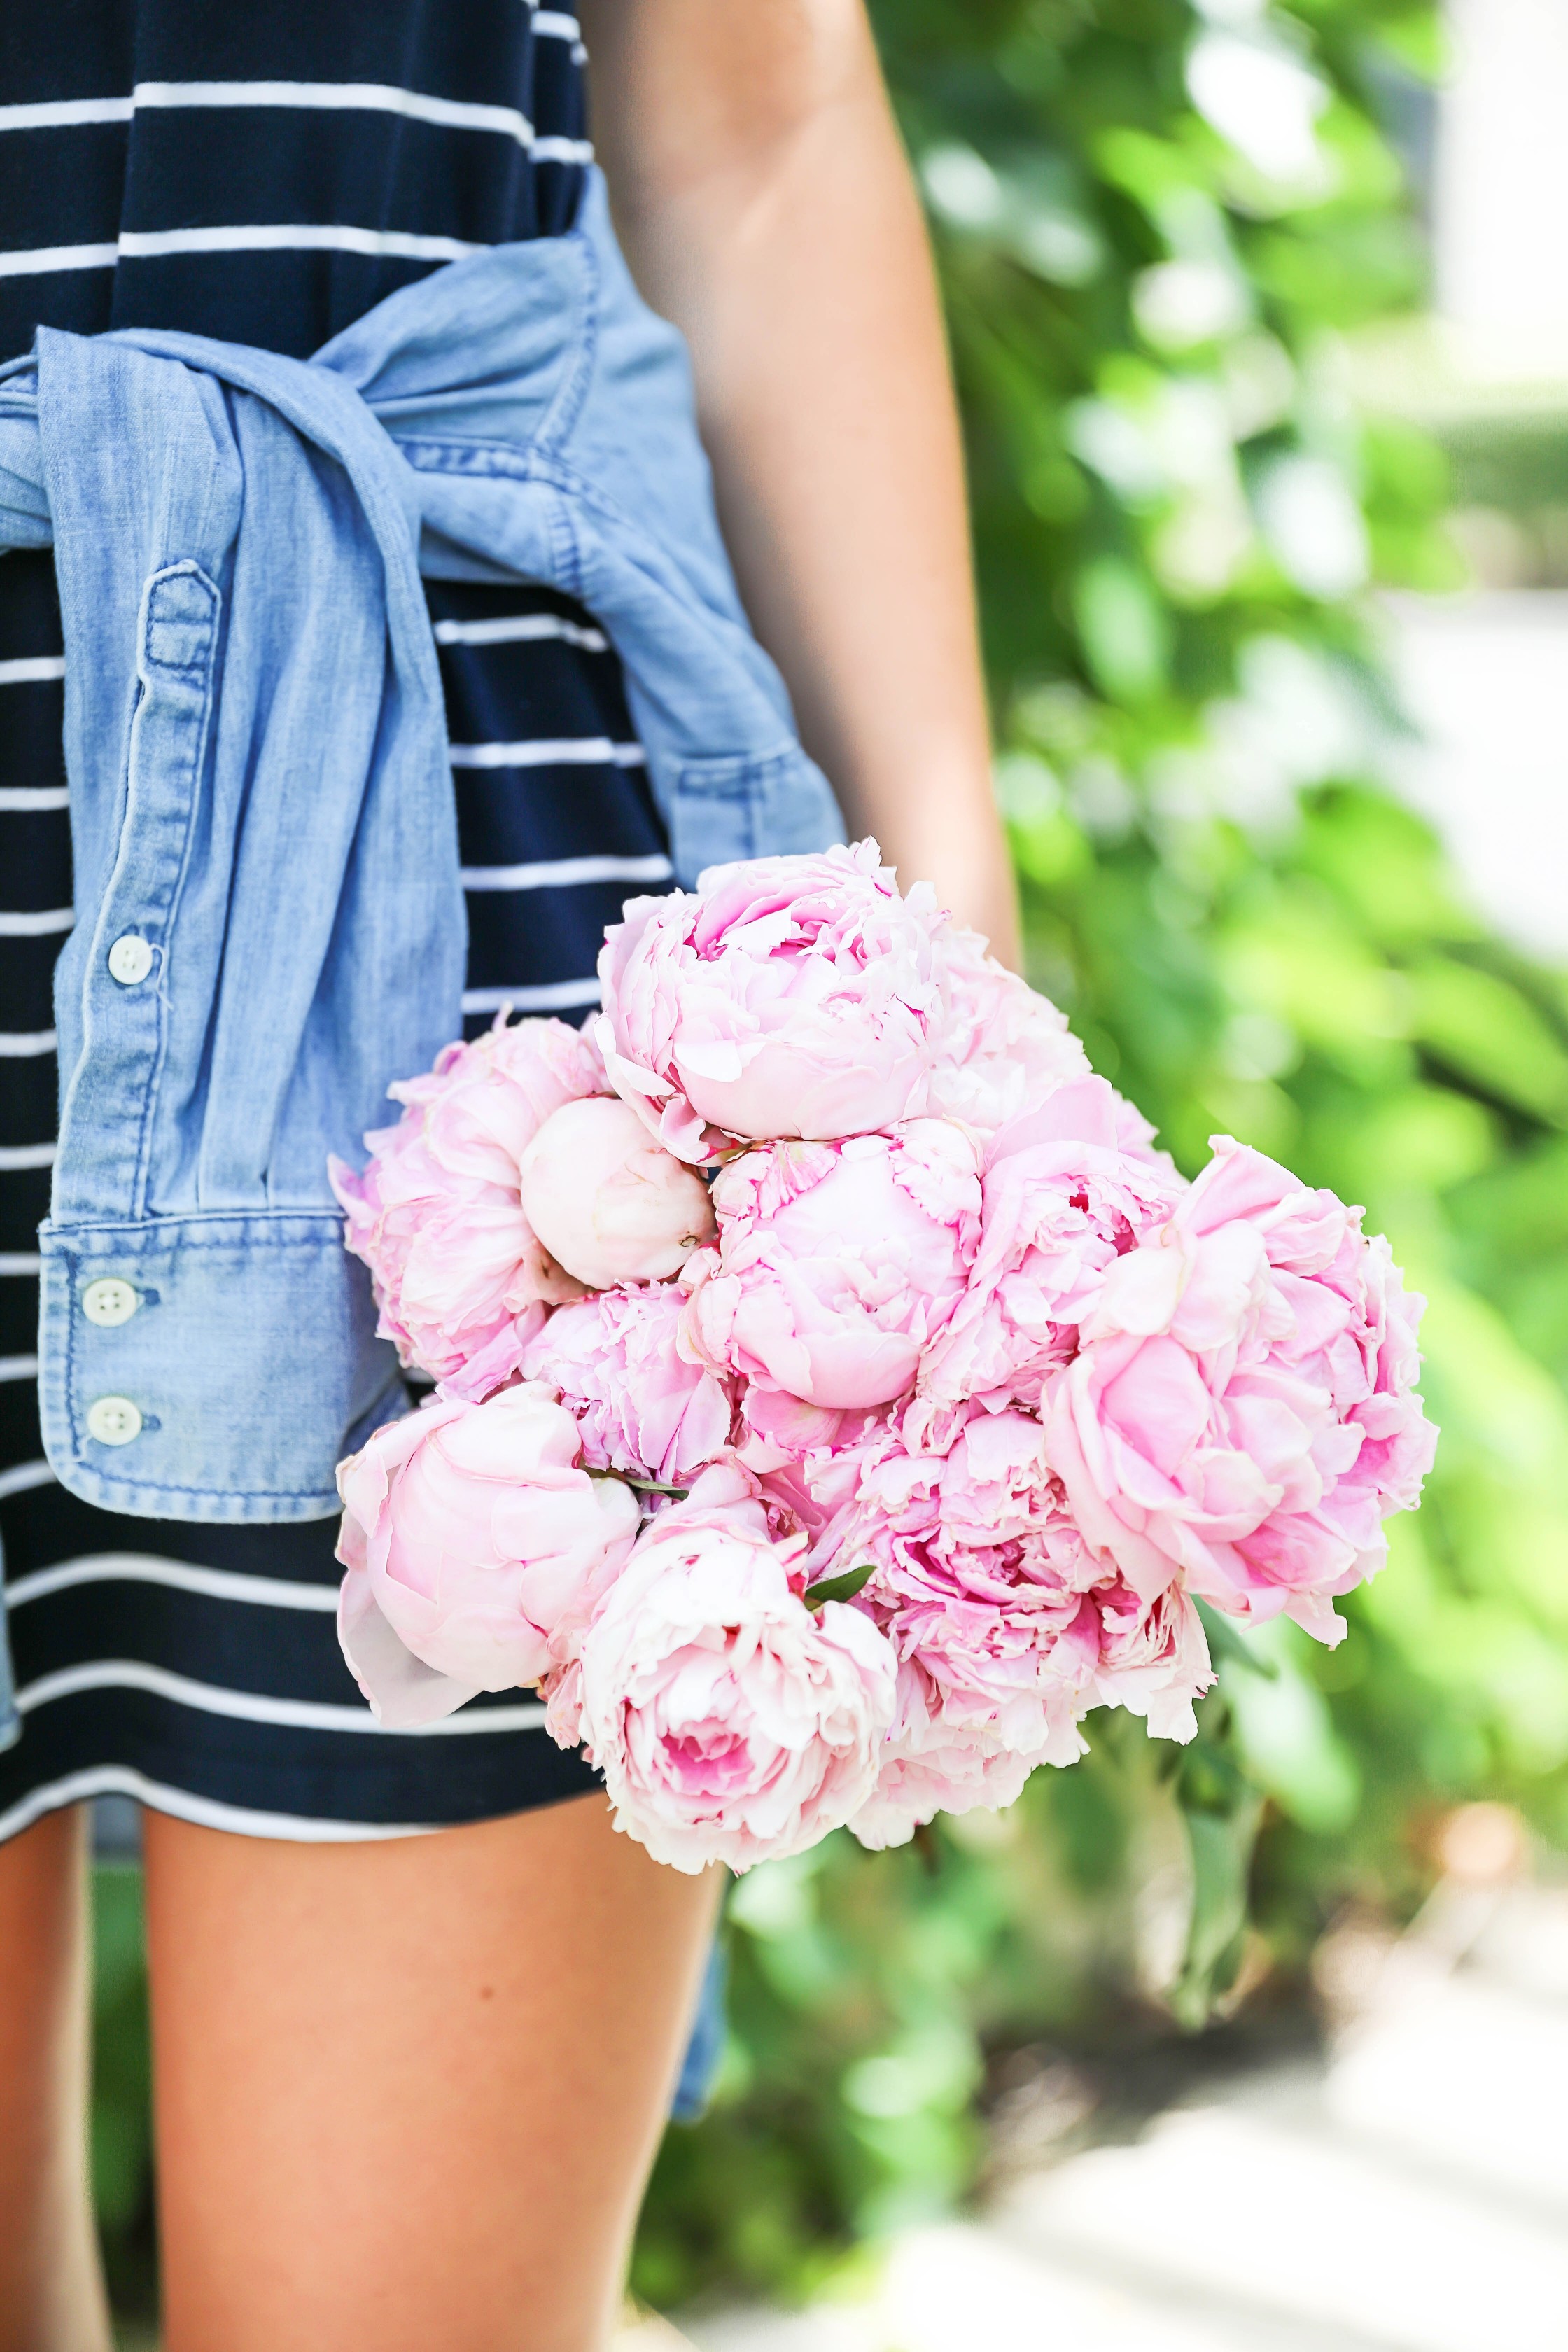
[
  {"x1": 584, "y1": 1466, "x2": 689, "y2": 1500},
  {"x1": 802, "y1": 1562, "x2": 876, "y2": 1610}
]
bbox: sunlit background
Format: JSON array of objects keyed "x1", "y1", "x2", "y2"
[{"x1": 94, "y1": 4, "x2": 1568, "y2": 2344}]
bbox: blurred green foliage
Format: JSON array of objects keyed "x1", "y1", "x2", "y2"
[
  {"x1": 94, "y1": 0, "x2": 1568, "y2": 2322},
  {"x1": 93, "y1": 1864, "x2": 155, "y2": 2315},
  {"x1": 632, "y1": 0, "x2": 1568, "y2": 2308}
]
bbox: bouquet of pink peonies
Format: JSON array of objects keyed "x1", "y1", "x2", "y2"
[{"x1": 329, "y1": 842, "x2": 1437, "y2": 1872}]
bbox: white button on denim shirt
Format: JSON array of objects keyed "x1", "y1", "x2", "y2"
[
  {"x1": 85, "y1": 1395, "x2": 143, "y2": 1446},
  {"x1": 106, "y1": 934, "x2": 155, "y2": 986},
  {"x1": 81, "y1": 1277, "x2": 141, "y2": 1327},
  {"x1": 0, "y1": 169, "x2": 843, "y2": 1538}
]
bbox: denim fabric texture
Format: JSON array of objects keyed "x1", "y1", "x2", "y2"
[
  {"x1": 0, "y1": 169, "x2": 844, "y2": 1527},
  {"x1": 671, "y1": 1938, "x2": 729, "y2": 2125}
]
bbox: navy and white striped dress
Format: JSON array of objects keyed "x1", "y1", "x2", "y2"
[{"x1": 0, "y1": 3, "x2": 677, "y2": 1841}]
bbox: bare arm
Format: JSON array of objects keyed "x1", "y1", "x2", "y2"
[{"x1": 579, "y1": 0, "x2": 1021, "y2": 965}]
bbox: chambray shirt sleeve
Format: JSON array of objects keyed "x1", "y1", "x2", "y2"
[{"x1": 9, "y1": 174, "x2": 846, "y2": 1529}]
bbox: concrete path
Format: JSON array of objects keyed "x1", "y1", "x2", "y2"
[{"x1": 1386, "y1": 591, "x2": 1568, "y2": 965}]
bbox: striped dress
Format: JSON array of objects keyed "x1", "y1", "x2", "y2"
[{"x1": 0, "y1": 2, "x2": 677, "y2": 1842}]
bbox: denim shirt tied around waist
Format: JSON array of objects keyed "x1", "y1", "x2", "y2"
[{"x1": 0, "y1": 170, "x2": 844, "y2": 1527}]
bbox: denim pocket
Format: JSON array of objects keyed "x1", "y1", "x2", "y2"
[
  {"x1": 666, "y1": 750, "x2": 769, "y2": 884},
  {"x1": 666, "y1": 743, "x2": 844, "y2": 887}
]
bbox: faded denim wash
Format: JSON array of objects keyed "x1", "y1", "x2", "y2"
[{"x1": 0, "y1": 170, "x2": 844, "y2": 1528}]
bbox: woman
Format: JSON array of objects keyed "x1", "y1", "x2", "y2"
[{"x1": 0, "y1": 1, "x2": 1016, "y2": 2343}]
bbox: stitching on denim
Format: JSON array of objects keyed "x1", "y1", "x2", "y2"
[
  {"x1": 547, "y1": 482, "x2": 584, "y2": 601},
  {"x1": 52, "y1": 675, "x2": 141, "y2": 1229},
  {"x1": 398, "y1": 438, "x2": 546, "y2": 480},
  {"x1": 141, "y1": 561, "x2": 220, "y2": 676},
  {"x1": 48, "y1": 1245, "x2": 77, "y2": 1502},
  {"x1": 531, "y1": 216, "x2": 600, "y2": 456},
  {"x1": 51, "y1": 562, "x2": 222, "y2": 1226},
  {"x1": 66, "y1": 1472, "x2": 344, "y2": 1506},
  {"x1": 676, "y1": 749, "x2": 800, "y2": 792},
  {"x1": 131, "y1": 563, "x2": 222, "y2": 1220},
  {"x1": 42, "y1": 1214, "x2": 349, "y2": 1255}
]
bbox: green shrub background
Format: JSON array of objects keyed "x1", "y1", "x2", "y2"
[{"x1": 92, "y1": 0, "x2": 1568, "y2": 2319}]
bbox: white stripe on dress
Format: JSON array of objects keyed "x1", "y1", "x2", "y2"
[
  {"x1": 15, "y1": 1658, "x2": 547, "y2": 1736},
  {"x1": 0, "y1": 1460, "x2": 56, "y2": 1501},
  {"x1": 0, "y1": 654, "x2": 66, "y2": 685},
  {"x1": 0, "y1": 84, "x2": 547, "y2": 146},
  {"x1": 432, "y1": 612, "x2": 608, "y2": 652},
  {"x1": 0, "y1": 1031, "x2": 57, "y2": 1060},
  {"x1": 462, "y1": 977, "x2": 601, "y2": 1015},
  {"x1": 533, "y1": 12, "x2": 583, "y2": 38},
  {"x1": 0, "y1": 1763, "x2": 440, "y2": 1847},
  {"x1": 130, "y1": 81, "x2": 537, "y2": 148},
  {"x1": 0, "y1": 1143, "x2": 56, "y2": 1172},
  {"x1": 0, "y1": 786, "x2": 69, "y2": 811},
  {"x1": 0, "y1": 97, "x2": 134, "y2": 133},
  {"x1": 0, "y1": 1357, "x2": 38, "y2": 1384},
  {"x1": 460, "y1": 852, "x2": 671, "y2": 892},
  {"x1": 117, "y1": 223, "x2": 488, "y2": 264},
  {"x1": 0, "y1": 242, "x2": 119, "y2": 281},
  {"x1": 0, "y1": 1255, "x2": 42, "y2": 1278},
  {"x1": 6, "y1": 1553, "x2": 342, "y2": 1613},
  {"x1": 0, "y1": 908, "x2": 73, "y2": 938},
  {"x1": 449, "y1": 736, "x2": 644, "y2": 769},
  {"x1": 0, "y1": 202, "x2": 619, "y2": 276}
]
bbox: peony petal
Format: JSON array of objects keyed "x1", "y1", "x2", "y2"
[{"x1": 337, "y1": 1561, "x2": 479, "y2": 1727}]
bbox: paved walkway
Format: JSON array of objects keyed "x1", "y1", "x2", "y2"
[
  {"x1": 678, "y1": 1875, "x2": 1568, "y2": 2352},
  {"x1": 1387, "y1": 590, "x2": 1568, "y2": 964}
]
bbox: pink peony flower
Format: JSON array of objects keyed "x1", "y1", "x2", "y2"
[
  {"x1": 519, "y1": 1282, "x2": 736, "y2": 1487},
  {"x1": 816, "y1": 1410, "x2": 1106, "y2": 1749},
  {"x1": 1088, "y1": 1576, "x2": 1213, "y2": 1740},
  {"x1": 571, "y1": 1459, "x2": 898, "y2": 1872},
  {"x1": 833, "y1": 1414, "x2": 1214, "y2": 1847},
  {"x1": 330, "y1": 1014, "x2": 609, "y2": 1387},
  {"x1": 538, "y1": 1653, "x2": 589, "y2": 1751},
  {"x1": 335, "y1": 1382, "x2": 640, "y2": 1727},
  {"x1": 925, "y1": 925, "x2": 1091, "y2": 1131},
  {"x1": 517, "y1": 1094, "x2": 717, "y2": 1289},
  {"x1": 1044, "y1": 1138, "x2": 1438, "y2": 1644},
  {"x1": 906, "y1": 1078, "x2": 1186, "y2": 1452},
  {"x1": 680, "y1": 1120, "x2": 982, "y2": 1420},
  {"x1": 730, "y1": 1383, "x2": 889, "y2": 1471},
  {"x1": 1109, "y1": 1089, "x2": 1172, "y2": 1168},
  {"x1": 847, "y1": 1575, "x2": 1215, "y2": 1849},
  {"x1": 848, "y1": 1660, "x2": 1045, "y2": 1849},
  {"x1": 594, "y1": 839, "x2": 948, "y2": 1160}
]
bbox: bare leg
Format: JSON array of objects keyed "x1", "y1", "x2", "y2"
[
  {"x1": 0, "y1": 1805, "x2": 113, "y2": 2352},
  {"x1": 144, "y1": 1794, "x2": 719, "y2": 2352}
]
